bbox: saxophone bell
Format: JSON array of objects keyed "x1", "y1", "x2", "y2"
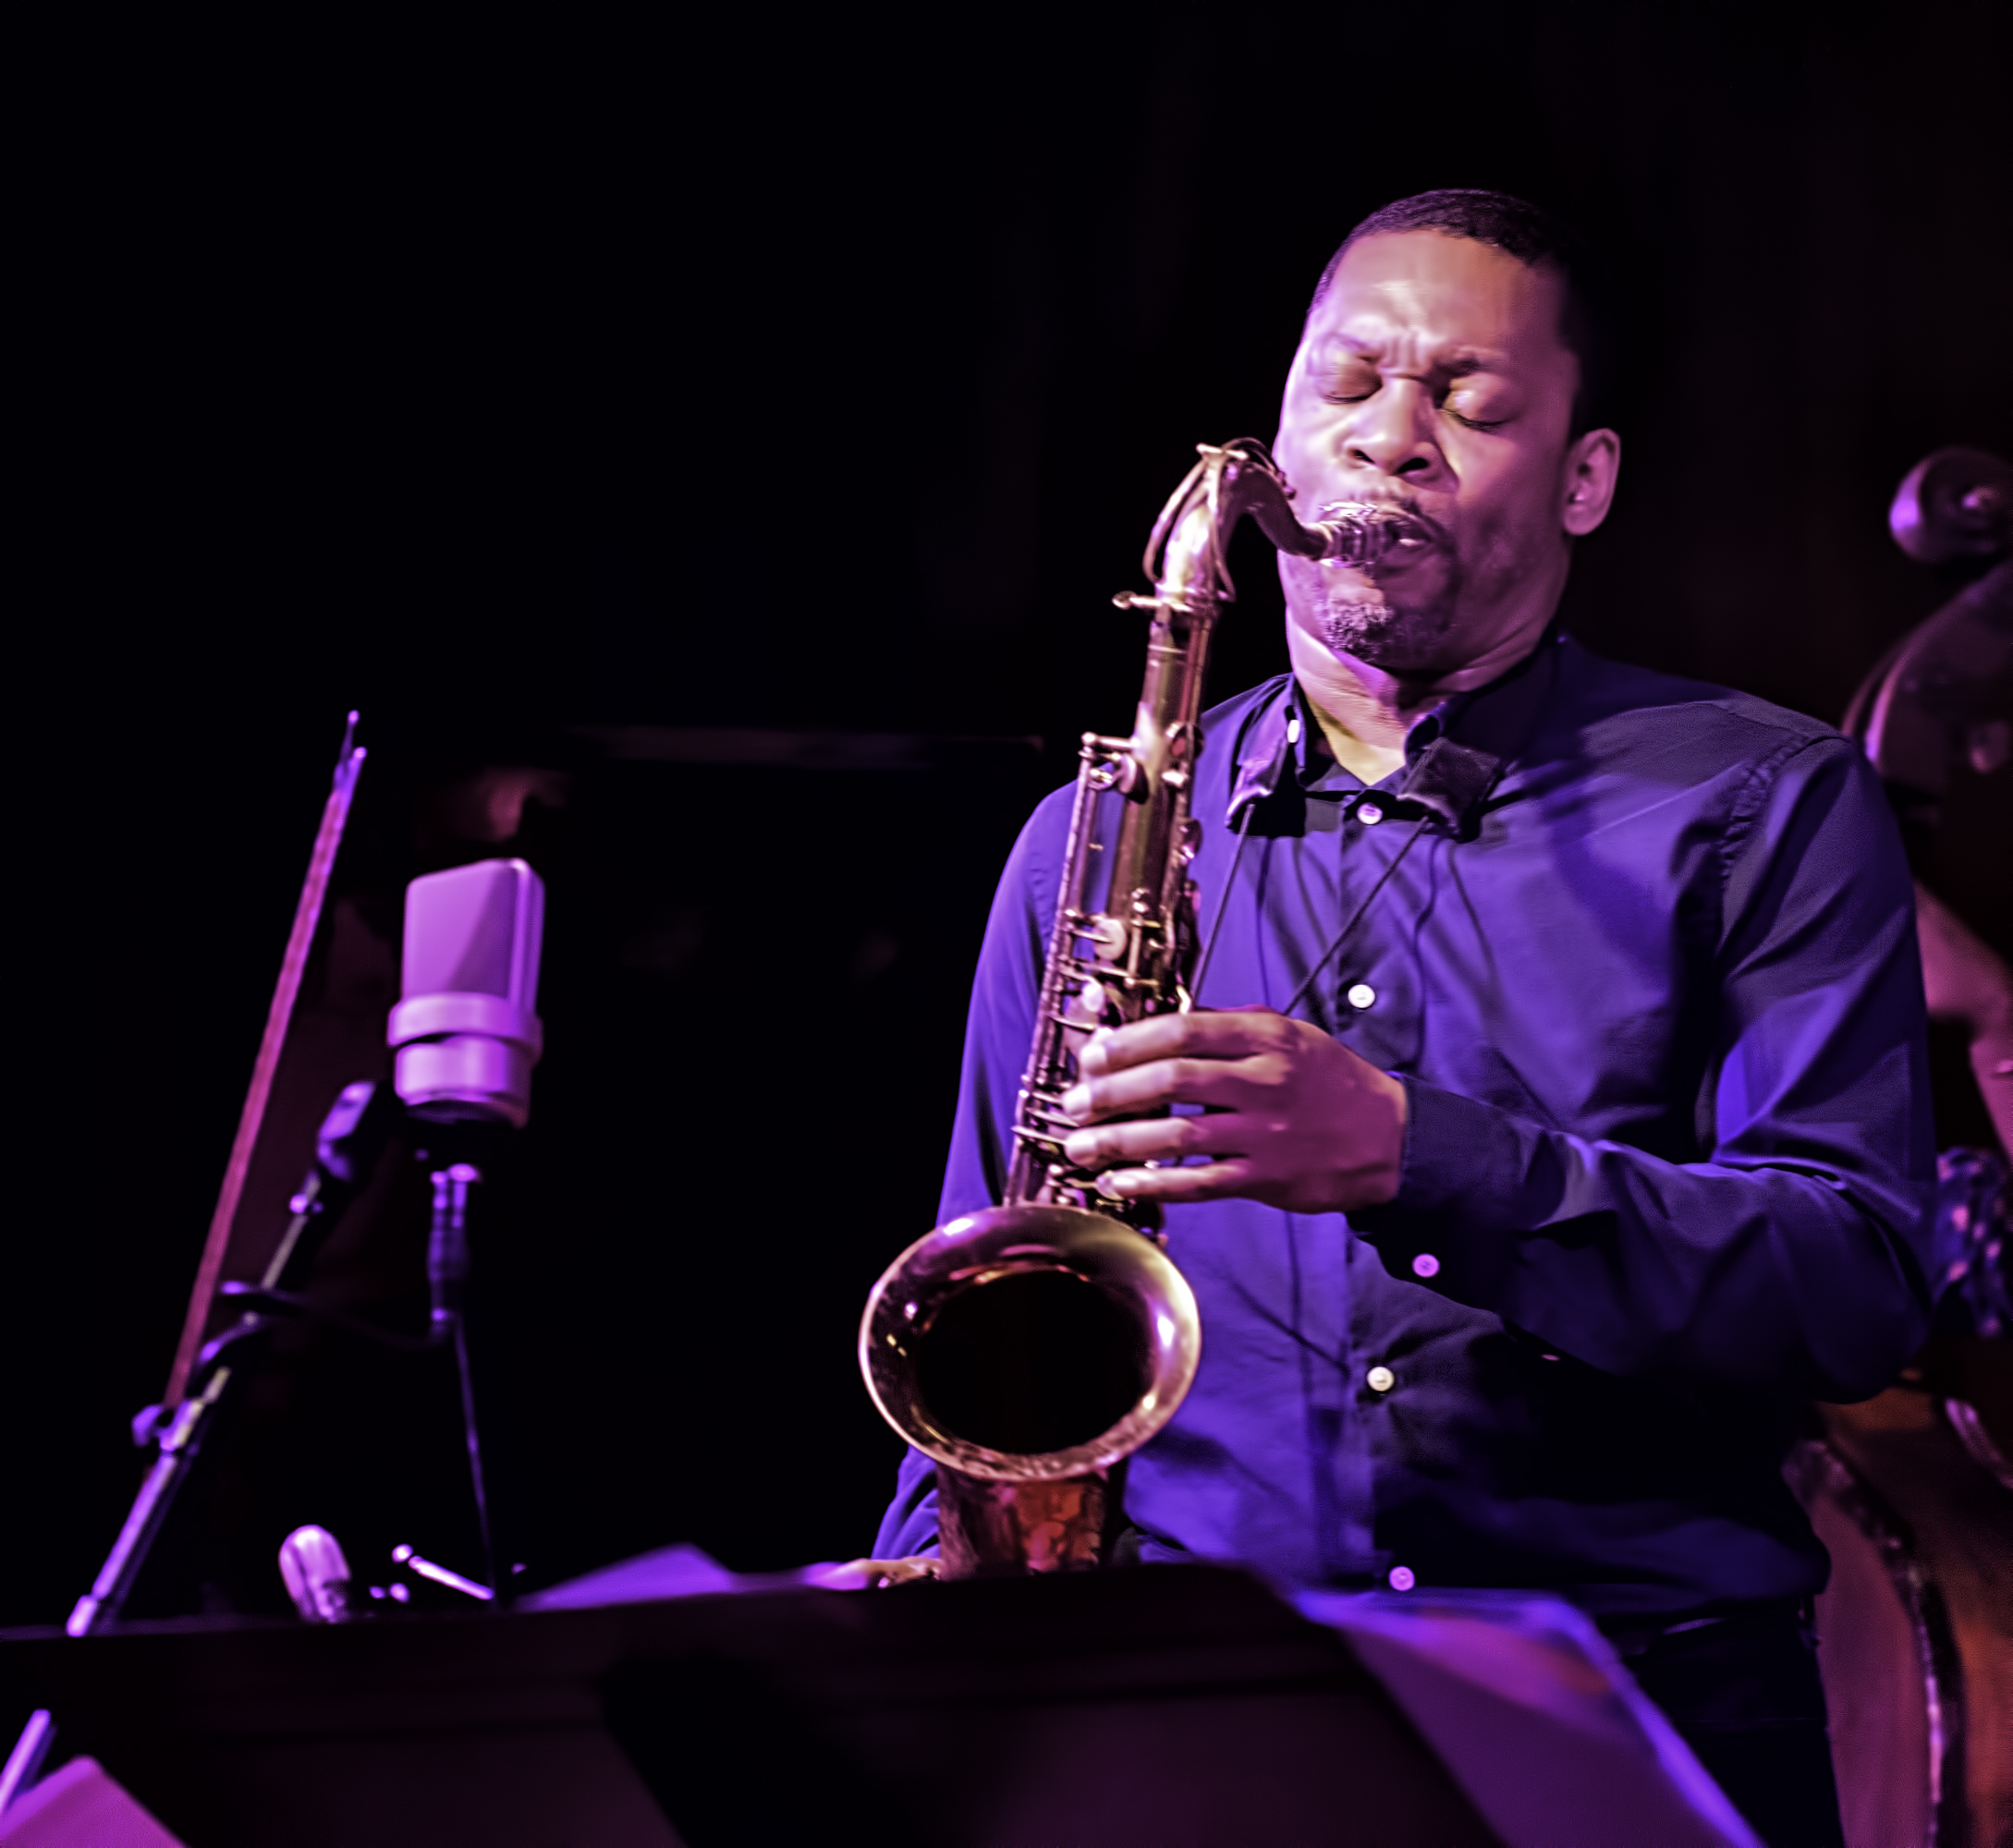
[{"x1": 860, "y1": 1204, "x2": 1202, "y2": 1577}]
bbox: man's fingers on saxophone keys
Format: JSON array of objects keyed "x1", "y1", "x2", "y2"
[
  {"x1": 1101, "y1": 1159, "x2": 1255, "y2": 1202},
  {"x1": 1061, "y1": 1056, "x2": 1240, "y2": 1124},
  {"x1": 1063, "y1": 1111, "x2": 1235, "y2": 1170},
  {"x1": 1079, "y1": 1007, "x2": 1293, "y2": 1080}
]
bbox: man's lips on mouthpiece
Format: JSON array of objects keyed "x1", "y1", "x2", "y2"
[{"x1": 1313, "y1": 502, "x2": 1437, "y2": 567}]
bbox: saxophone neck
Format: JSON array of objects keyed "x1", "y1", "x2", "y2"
[{"x1": 1141, "y1": 438, "x2": 1414, "y2": 613}]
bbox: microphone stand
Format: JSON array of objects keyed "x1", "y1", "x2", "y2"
[
  {"x1": 386, "y1": 855, "x2": 547, "y2": 1608},
  {"x1": 67, "y1": 1080, "x2": 406, "y2": 1636},
  {"x1": 67, "y1": 1100, "x2": 518, "y2": 1638},
  {"x1": 426, "y1": 1156, "x2": 498, "y2": 1599},
  {"x1": 0, "y1": 1079, "x2": 401, "y2": 1817},
  {"x1": 3, "y1": 1088, "x2": 523, "y2": 1818}
]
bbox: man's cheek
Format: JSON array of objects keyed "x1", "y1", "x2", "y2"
[
  {"x1": 1467, "y1": 506, "x2": 1549, "y2": 592},
  {"x1": 1277, "y1": 398, "x2": 1344, "y2": 474}
]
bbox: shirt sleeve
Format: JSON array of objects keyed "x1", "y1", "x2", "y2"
[
  {"x1": 871, "y1": 784, "x2": 1074, "y2": 1555},
  {"x1": 1348, "y1": 735, "x2": 1937, "y2": 1401}
]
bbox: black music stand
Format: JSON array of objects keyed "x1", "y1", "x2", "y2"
[{"x1": 2, "y1": 1564, "x2": 1497, "y2": 1847}]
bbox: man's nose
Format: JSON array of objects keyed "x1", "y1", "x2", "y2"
[{"x1": 1341, "y1": 380, "x2": 1443, "y2": 482}]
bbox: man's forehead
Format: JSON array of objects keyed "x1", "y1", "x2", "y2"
[{"x1": 1307, "y1": 229, "x2": 1564, "y2": 358}]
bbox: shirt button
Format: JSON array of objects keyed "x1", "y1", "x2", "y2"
[
  {"x1": 1346, "y1": 982, "x2": 1376, "y2": 1010},
  {"x1": 1388, "y1": 1566, "x2": 1416, "y2": 1592},
  {"x1": 1357, "y1": 801, "x2": 1385, "y2": 825},
  {"x1": 1366, "y1": 1365, "x2": 1395, "y2": 1392},
  {"x1": 1411, "y1": 1252, "x2": 1441, "y2": 1279}
]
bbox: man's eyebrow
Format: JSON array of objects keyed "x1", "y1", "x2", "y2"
[
  {"x1": 1313, "y1": 334, "x2": 1510, "y2": 374},
  {"x1": 1312, "y1": 333, "x2": 1381, "y2": 359}
]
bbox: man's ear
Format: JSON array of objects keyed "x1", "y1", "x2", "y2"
[{"x1": 1561, "y1": 428, "x2": 1621, "y2": 537}]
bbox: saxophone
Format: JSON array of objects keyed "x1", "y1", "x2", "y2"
[{"x1": 859, "y1": 440, "x2": 1410, "y2": 1576}]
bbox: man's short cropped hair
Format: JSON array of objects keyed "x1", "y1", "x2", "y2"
[{"x1": 1311, "y1": 188, "x2": 1622, "y2": 436}]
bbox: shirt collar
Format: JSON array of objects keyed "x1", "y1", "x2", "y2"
[{"x1": 1226, "y1": 626, "x2": 1564, "y2": 832}]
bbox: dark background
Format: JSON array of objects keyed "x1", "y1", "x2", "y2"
[{"x1": 8, "y1": 1, "x2": 2010, "y2": 1626}]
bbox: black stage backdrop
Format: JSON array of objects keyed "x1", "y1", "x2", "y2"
[{"x1": 8, "y1": 2, "x2": 2010, "y2": 1626}]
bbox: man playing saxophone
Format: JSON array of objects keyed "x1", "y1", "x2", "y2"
[{"x1": 875, "y1": 190, "x2": 1929, "y2": 1848}]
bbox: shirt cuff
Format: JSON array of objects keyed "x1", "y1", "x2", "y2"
[{"x1": 1347, "y1": 1076, "x2": 1534, "y2": 1301}]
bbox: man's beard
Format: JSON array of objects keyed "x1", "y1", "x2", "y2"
[
  {"x1": 1282, "y1": 537, "x2": 1470, "y2": 673},
  {"x1": 1312, "y1": 590, "x2": 1458, "y2": 671}
]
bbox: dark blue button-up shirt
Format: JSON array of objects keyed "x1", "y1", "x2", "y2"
[{"x1": 876, "y1": 632, "x2": 1934, "y2": 1616}]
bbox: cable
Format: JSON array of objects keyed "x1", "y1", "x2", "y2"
[
  {"x1": 1190, "y1": 800, "x2": 1256, "y2": 1003},
  {"x1": 1280, "y1": 814, "x2": 1434, "y2": 1026}
]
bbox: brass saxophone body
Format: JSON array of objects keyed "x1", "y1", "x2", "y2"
[{"x1": 860, "y1": 441, "x2": 1411, "y2": 1576}]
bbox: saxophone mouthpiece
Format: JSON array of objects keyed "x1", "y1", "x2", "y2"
[{"x1": 1313, "y1": 503, "x2": 1424, "y2": 568}]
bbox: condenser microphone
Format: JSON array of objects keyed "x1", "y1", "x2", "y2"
[
  {"x1": 278, "y1": 1525, "x2": 356, "y2": 1623},
  {"x1": 388, "y1": 857, "x2": 546, "y2": 1127}
]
